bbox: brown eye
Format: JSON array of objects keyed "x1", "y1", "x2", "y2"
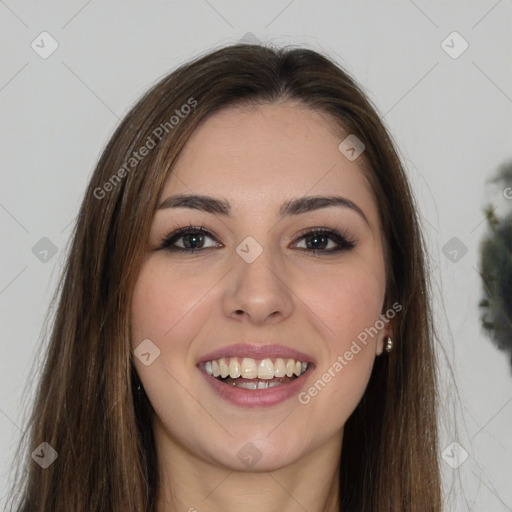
[
  {"x1": 293, "y1": 228, "x2": 356, "y2": 253},
  {"x1": 159, "y1": 227, "x2": 221, "y2": 253}
]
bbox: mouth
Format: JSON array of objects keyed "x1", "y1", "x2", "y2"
[
  {"x1": 199, "y1": 356, "x2": 310, "y2": 390},
  {"x1": 197, "y1": 343, "x2": 315, "y2": 407}
]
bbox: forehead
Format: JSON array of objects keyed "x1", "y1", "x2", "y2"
[{"x1": 160, "y1": 102, "x2": 378, "y2": 226}]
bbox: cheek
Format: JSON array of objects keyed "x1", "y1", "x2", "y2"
[
  {"x1": 294, "y1": 255, "x2": 385, "y2": 416},
  {"x1": 130, "y1": 259, "x2": 210, "y2": 400},
  {"x1": 130, "y1": 260, "x2": 212, "y2": 413},
  {"x1": 131, "y1": 259, "x2": 213, "y2": 345},
  {"x1": 301, "y1": 260, "x2": 386, "y2": 349}
]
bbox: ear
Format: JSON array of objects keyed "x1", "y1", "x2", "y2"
[{"x1": 375, "y1": 322, "x2": 394, "y2": 356}]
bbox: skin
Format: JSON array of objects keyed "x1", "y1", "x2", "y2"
[{"x1": 130, "y1": 102, "x2": 392, "y2": 512}]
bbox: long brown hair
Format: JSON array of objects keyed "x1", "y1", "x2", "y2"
[{"x1": 6, "y1": 42, "x2": 441, "y2": 511}]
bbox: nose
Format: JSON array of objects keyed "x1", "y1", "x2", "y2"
[{"x1": 222, "y1": 242, "x2": 294, "y2": 325}]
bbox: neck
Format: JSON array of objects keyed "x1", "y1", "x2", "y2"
[{"x1": 153, "y1": 417, "x2": 342, "y2": 512}]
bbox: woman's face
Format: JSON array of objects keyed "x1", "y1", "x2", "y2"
[{"x1": 131, "y1": 102, "x2": 391, "y2": 471}]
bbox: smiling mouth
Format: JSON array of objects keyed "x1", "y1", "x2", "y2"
[{"x1": 200, "y1": 356, "x2": 310, "y2": 389}]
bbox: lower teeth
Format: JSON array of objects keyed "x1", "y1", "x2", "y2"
[{"x1": 218, "y1": 376, "x2": 296, "y2": 389}]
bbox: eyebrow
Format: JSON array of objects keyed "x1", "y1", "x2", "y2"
[{"x1": 157, "y1": 193, "x2": 369, "y2": 225}]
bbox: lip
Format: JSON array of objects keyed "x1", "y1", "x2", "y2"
[
  {"x1": 198, "y1": 365, "x2": 315, "y2": 408},
  {"x1": 196, "y1": 343, "x2": 315, "y2": 408},
  {"x1": 197, "y1": 343, "x2": 316, "y2": 365}
]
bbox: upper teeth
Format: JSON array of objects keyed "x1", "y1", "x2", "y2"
[{"x1": 204, "y1": 357, "x2": 308, "y2": 379}]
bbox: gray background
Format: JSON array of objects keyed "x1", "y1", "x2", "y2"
[{"x1": 1, "y1": 1, "x2": 511, "y2": 510}]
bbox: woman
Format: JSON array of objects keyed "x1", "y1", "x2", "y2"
[{"x1": 7, "y1": 43, "x2": 441, "y2": 511}]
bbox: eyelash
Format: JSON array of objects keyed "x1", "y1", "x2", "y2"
[{"x1": 158, "y1": 224, "x2": 357, "y2": 255}]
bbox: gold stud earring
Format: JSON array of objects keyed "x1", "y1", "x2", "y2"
[{"x1": 384, "y1": 336, "x2": 393, "y2": 353}]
